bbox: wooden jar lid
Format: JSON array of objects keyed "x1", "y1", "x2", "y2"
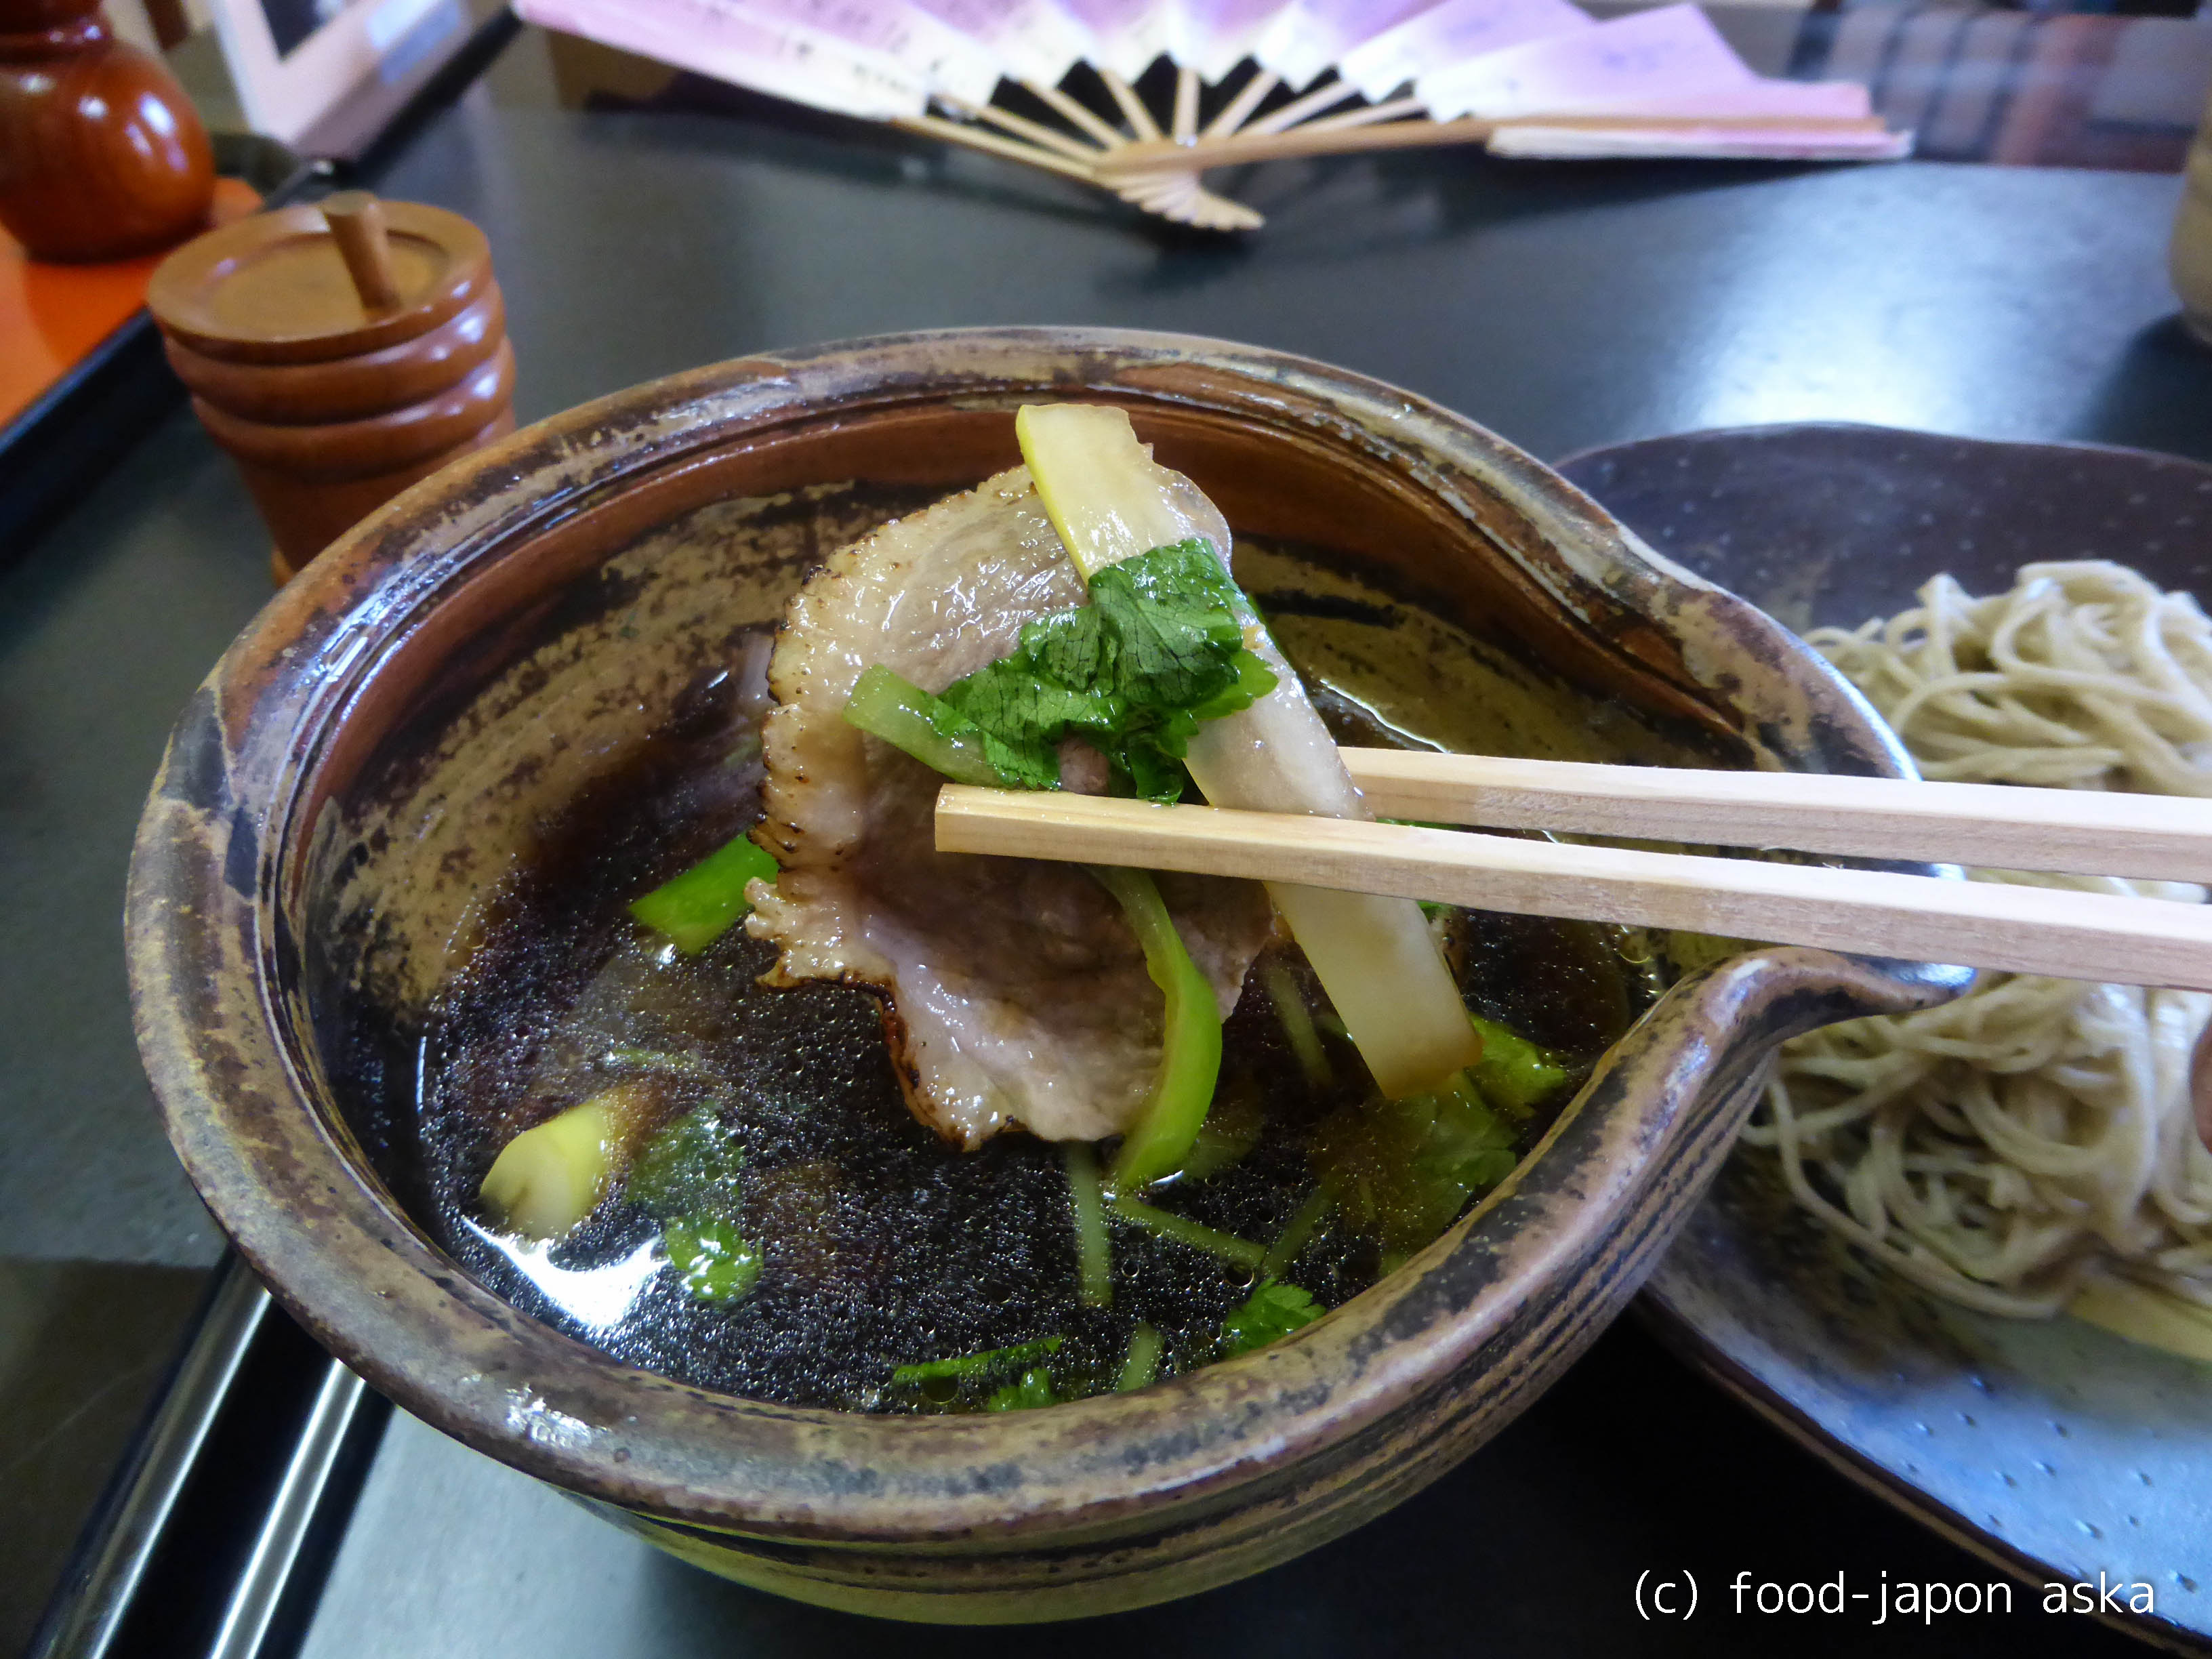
[{"x1": 147, "y1": 199, "x2": 492, "y2": 365}]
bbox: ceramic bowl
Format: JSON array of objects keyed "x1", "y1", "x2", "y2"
[{"x1": 125, "y1": 329, "x2": 1966, "y2": 1624}]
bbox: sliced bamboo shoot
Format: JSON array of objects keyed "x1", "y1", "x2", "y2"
[
  {"x1": 480, "y1": 1082, "x2": 656, "y2": 1240},
  {"x1": 1015, "y1": 403, "x2": 1481, "y2": 1098},
  {"x1": 1019, "y1": 403, "x2": 1198, "y2": 569}
]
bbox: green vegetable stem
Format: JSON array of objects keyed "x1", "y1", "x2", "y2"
[
  {"x1": 629, "y1": 833, "x2": 780, "y2": 956},
  {"x1": 1107, "y1": 1194, "x2": 1267, "y2": 1270},
  {"x1": 1115, "y1": 1324, "x2": 1165, "y2": 1391},
  {"x1": 891, "y1": 1336, "x2": 1065, "y2": 1385},
  {"x1": 841, "y1": 663, "x2": 1006, "y2": 788},
  {"x1": 1259, "y1": 1183, "x2": 1335, "y2": 1279},
  {"x1": 1089, "y1": 863, "x2": 1223, "y2": 1190},
  {"x1": 1261, "y1": 958, "x2": 1332, "y2": 1090},
  {"x1": 1063, "y1": 1143, "x2": 1114, "y2": 1308}
]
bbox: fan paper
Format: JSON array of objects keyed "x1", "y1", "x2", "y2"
[{"x1": 514, "y1": 0, "x2": 1907, "y2": 226}]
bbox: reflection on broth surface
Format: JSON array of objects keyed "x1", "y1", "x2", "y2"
[{"x1": 403, "y1": 529, "x2": 1678, "y2": 1414}]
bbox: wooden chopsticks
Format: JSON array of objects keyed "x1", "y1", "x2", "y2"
[
  {"x1": 1336, "y1": 750, "x2": 2212, "y2": 884},
  {"x1": 931, "y1": 754, "x2": 2212, "y2": 991}
]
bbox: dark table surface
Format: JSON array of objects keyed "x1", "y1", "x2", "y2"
[{"x1": 8, "y1": 28, "x2": 2212, "y2": 1655}]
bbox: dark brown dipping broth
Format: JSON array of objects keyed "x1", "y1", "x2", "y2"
[{"x1": 398, "y1": 515, "x2": 1685, "y2": 1413}]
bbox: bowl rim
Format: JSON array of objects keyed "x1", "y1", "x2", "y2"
[{"x1": 125, "y1": 325, "x2": 1968, "y2": 1544}]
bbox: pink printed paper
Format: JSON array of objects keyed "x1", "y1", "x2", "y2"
[
  {"x1": 1488, "y1": 121, "x2": 1908, "y2": 158},
  {"x1": 1338, "y1": 0, "x2": 1587, "y2": 100},
  {"x1": 1172, "y1": 0, "x2": 1292, "y2": 81},
  {"x1": 907, "y1": 0, "x2": 1090, "y2": 85},
  {"x1": 524, "y1": 0, "x2": 1902, "y2": 180},
  {"x1": 1254, "y1": 0, "x2": 1439, "y2": 86},
  {"x1": 1418, "y1": 3, "x2": 1750, "y2": 119},
  {"x1": 1055, "y1": 0, "x2": 1171, "y2": 77},
  {"x1": 517, "y1": 0, "x2": 928, "y2": 116},
  {"x1": 1582, "y1": 80, "x2": 1875, "y2": 119},
  {"x1": 737, "y1": 0, "x2": 1005, "y2": 100}
]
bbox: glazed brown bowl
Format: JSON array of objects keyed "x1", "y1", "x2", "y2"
[{"x1": 126, "y1": 327, "x2": 1966, "y2": 1623}]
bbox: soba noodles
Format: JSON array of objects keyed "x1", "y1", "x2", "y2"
[{"x1": 1744, "y1": 561, "x2": 2212, "y2": 1322}]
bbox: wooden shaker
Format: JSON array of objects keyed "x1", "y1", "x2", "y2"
[{"x1": 147, "y1": 193, "x2": 516, "y2": 582}]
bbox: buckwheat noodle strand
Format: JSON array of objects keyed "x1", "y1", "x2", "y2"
[{"x1": 1743, "y1": 562, "x2": 2212, "y2": 1317}]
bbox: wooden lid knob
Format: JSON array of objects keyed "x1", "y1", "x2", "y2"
[
  {"x1": 146, "y1": 197, "x2": 493, "y2": 365},
  {"x1": 321, "y1": 191, "x2": 403, "y2": 312}
]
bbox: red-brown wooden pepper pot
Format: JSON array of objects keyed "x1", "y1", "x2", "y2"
[{"x1": 0, "y1": 0, "x2": 215, "y2": 260}]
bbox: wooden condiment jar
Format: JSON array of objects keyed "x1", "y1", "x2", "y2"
[
  {"x1": 148, "y1": 192, "x2": 516, "y2": 582},
  {"x1": 0, "y1": 0, "x2": 215, "y2": 260}
]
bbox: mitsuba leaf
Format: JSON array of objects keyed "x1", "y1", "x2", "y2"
[
  {"x1": 628, "y1": 1106, "x2": 765, "y2": 1307},
  {"x1": 936, "y1": 644, "x2": 1120, "y2": 791},
  {"x1": 983, "y1": 1366, "x2": 1061, "y2": 1411},
  {"x1": 628, "y1": 1106, "x2": 745, "y2": 1221},
  {"x1": 1087, "y1": 543, "x2": 1248, "y2": 709},
  {"x1": 1220, "y1": 1280, "x2": 1323, "y2": 1357},
  {"x1": 1467, "y1": 1013, "x2": 1572, "y2": 1114},
  {"x1": 663, "y1": 1216, "x2": 763, "y2": 1302},
  {"x1": 1307, "y1": 1070, "x2": 1521, "y2": 1265},
  {"x1": 858, "y1": 538, "x2": 1278, "y2": 804}
]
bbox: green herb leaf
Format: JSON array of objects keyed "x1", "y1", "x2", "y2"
[
  {"x1": 626, "y1": 1107, "x2": 763, "y2": 1305},
  {"x1": 662, "y1": 1216, "x2": 762, "y2": 1303},
  {"x1": 1414, "y1": 1071, "x2": 1521, "y2": 1190},
  {"x1": 1468, "y1": 1014, "x2": 1572, "y2": 1114},
  {"x1": 983, "y1": 1366, "x2": 1061, "y2": 1412},
  {"x1": 936, "y1": 637, "x2": 1118, "y2": 790},
  {"x1": 627, "y1": 1106, "x2": 745, "y2": 1222},
  {"x1": 1220, "y1": 1281, "x2": 1323, "y2": 1357},
  {"x1": 1087, "y1": 541, "x2": 1248, "y2": 708},
  {"x1": 842, "y1": 539, "x2": 1276, "y2": 805},
  {"x1": 623, "y1": 1110, "x2": 760, "y2": 1309},
  {"x1": 1308, "y1": 1071, "x2": 1520, "y2": 1261}
]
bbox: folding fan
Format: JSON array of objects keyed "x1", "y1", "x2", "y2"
[{"x1": 514, "y1": 0, "x2": 1907, "y2": 228}]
